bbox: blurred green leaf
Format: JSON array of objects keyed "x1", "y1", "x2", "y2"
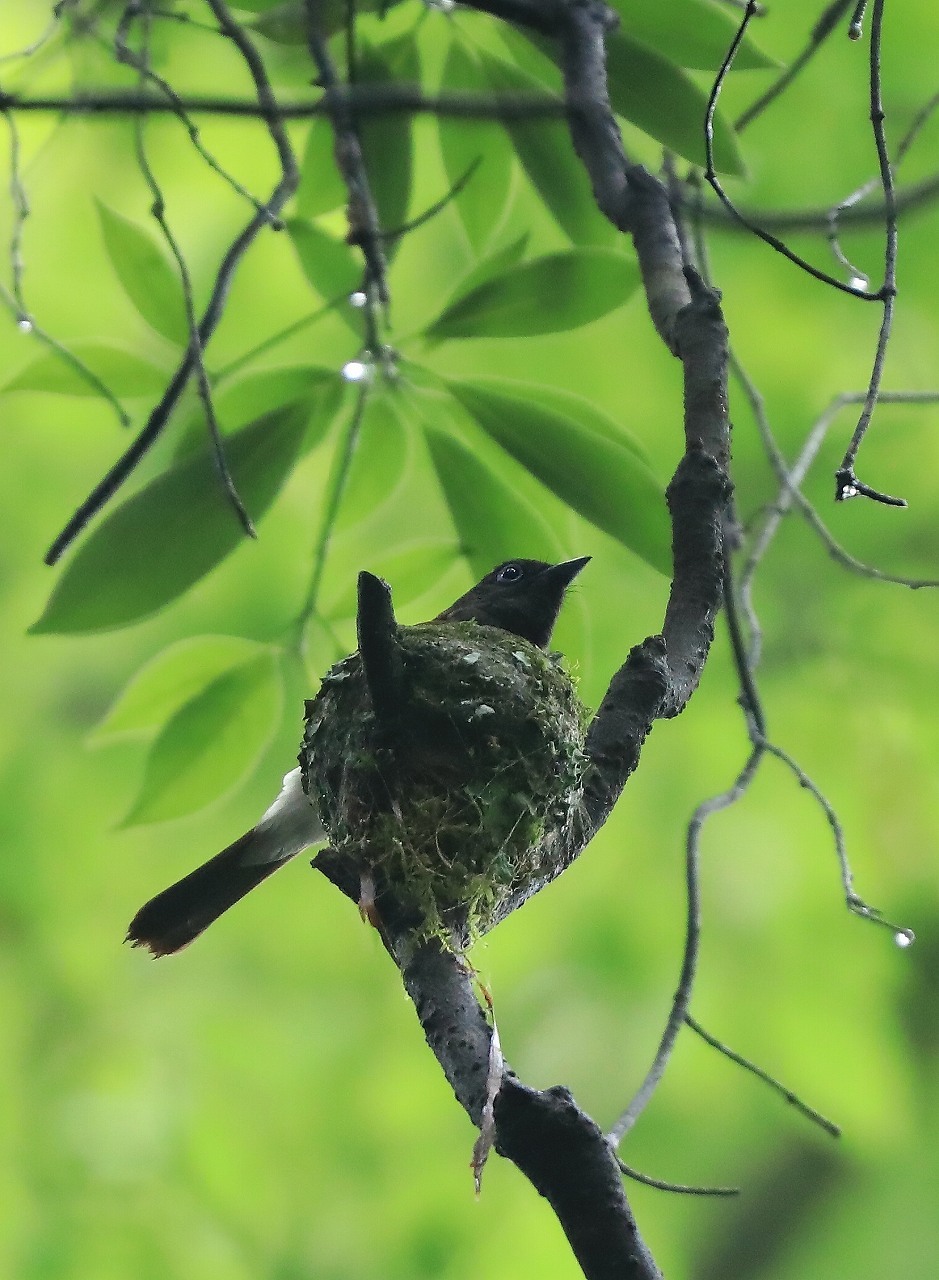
[
  {"x1": 286, "y1": 218, "x2": 363, "y2": 302},
  {"x1": 295, "y1": 119, "x2": 346, "y2": 217},
  {"x1": 215, "y1": 366, "x2": 343, "y2": 442},
  {"x1": 246, "y1": 0, "x2": 313, "y2": 39},
  {"x1": 323, "y1": 541, "x2": 459, "y2": 619},
  {"x1": 249, "y1": 0, "x2": 404, "y2": 41},
  {"x1": 426, "y1": 249, "x2": 639, "y2": 340},
  {"x1": 3, "y1": 342, "x2": 168, "y2": 396},
  {"x1": 437, "y1": 40, "x2": 514, "y2": 252},
  {"x1": 606, "y1": 33, "x2": 745, "y2": 175},
  {"x1": 173, "y1": 365, "x2": 343, "y2": 460},
  {"x1": 32, "y1": 403, "x2": 310, "y2": 634},
  {"x1": 122, "y1": 651, "x2": 283, "y2": 826},
  {"x1": 480, "y1": 51, "x2": 616, "y2": 247},
  {"x1": 335, "y1": 394, "x2": 410, "y2": 532},
  {"x1": 422, "y1": 422, "x2": 566, "y2": 580},
  {"x1": 89, "y1": 635, "x2": 269, "y2": 743},
  {"x1": 95, "y1": 200, "x2": 189, "y2": 345},
  {"x1": 447, "y1": 233, "x2": 529, "y2": 303},
  {"x1": 515, "y1": 382, "x2": 651, "y2": 464},
  {"x1": 359, "y1": 38, "x2": 418, "y2": 241},
  {"x1": 448, "y1": 378, "x2": 670, "y2": 573},
  {"x1": 610, "y1": 0, "x2": 778, "y2": 70}
]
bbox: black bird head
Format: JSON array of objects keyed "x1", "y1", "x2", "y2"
[{"x1": 436, "y1": 556, "x2": 590, "y2": 648}]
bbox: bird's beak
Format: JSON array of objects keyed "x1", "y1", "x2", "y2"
[{"x1": 543, "y1": 556, "x2": 591, "y2": 589}]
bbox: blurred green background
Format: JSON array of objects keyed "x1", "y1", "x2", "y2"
[{"x1": 1, "y1": 1, "x2": 938, "y2": 1277}]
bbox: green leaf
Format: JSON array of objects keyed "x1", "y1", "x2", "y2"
[
  {"x1": 214, "y1": 367, "x2": 342, "y2": 442},
  {"x1": 447, "y1": 233, "x2": 529, "y2": 303},
  {"x1": 3, "y1": 342, "x2": 168, "y2": 397},
  {"x1": 437, "y1": 40, "x2": 514, "y2": 252},
  {"x1": 512, "y1": 382, "x2": 651, "y2": 465},
  {"x1": 419, "y1": 399, "x2": 591, "y2": 659},
  {"x1": 449, "y1": 379, "x2": 670, "y2": 574},
  {"x1": 286, "y1": 218, "x2": 363, "y2": 303},
  {"x1": 480, "y1": 52, "x2": 616, "y2": 247},
  {"x1": 295, "y1": 118, "x2": 346, "y2": 217},
  {"x1": 249, "y1": 0, "x2": 404, "y2": 42},
  {"x1": 89, "y1": 635, "x2": 269, "y2": 743},
  {"x1": 323, "y1": 541, "x2": 459, "y2": 619},
  {"x1": 95, "y1": 200, "x2": 189, "y2": 345},
  {"x1": 247, "y1": 1, "x2": 313, "y2": 41},
  {"x1": 32, "y1": 403, "x2": 310, "y2": 634},
  {"x1": 173, "y1": 365, "x2": 343, "y2": 461},
  {"x1": 422, "y1": 424, "x2": 566, "y2": 580},
  {"x1": 606, "y1": 34, "x2": 744, "y2": 175},
  {"x1": 358, "y1": 38, "x2": 418, "y2": 242},
  {"x1": 426, "y1": 249, "x2": 640, "y2": 340},
  {"x1": 122, "y1": 652, "x2": 283, "y2": 826},
  {"x1": 610, "y1": 0, "x2": 778, "y2": 71},
  {"x1": 335, "y1": 394, "x2": 410, "y2": 532}
]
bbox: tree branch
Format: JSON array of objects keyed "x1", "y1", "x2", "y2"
[
  {"x1": 0, "y1": 85, "x2": 568, "y2": 120},
  {"x1": 402, "y1": 940, "x2": 664, "y2": 1280},
  {"x1": 306, "y1": 4, "x2": 733, "y2": 1276}
]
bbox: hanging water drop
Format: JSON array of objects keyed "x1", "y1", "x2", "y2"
[
  {"x1": 341, "y1": 359, "x2": 369, "y2": 383},
  {"x1": 894, "y1": 929, "x2": 915, "y2": 949},
  {"x1": 349, "y1": 291, "x2": 367, "y2": 309},
  {"x1": 17, "y1": 316, "x2": 33, "y2": 333}
]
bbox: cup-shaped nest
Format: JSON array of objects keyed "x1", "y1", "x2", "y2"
[{"x1": 301, "y1": 621, "x2": 588, "y2": 949}]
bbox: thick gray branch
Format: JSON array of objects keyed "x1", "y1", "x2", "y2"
[
  {"x1": 400, "y1": 942, "x2": 663, "y2": 1280},
  {"x1": 315, "y1": 5, "x2": 731, "y2": 1277}
]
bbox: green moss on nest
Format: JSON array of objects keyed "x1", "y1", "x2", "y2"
[{"x1": 301, "y1": 621, "x2": 588, "y2": 949}]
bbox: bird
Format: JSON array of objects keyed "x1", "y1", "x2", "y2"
[{"x1": 126, "y1": 556, "x2": 590, "y2": 957}]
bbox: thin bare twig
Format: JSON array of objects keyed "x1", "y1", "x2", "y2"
[
  {"x1": 148, "y1": 6, "x2": 220, "y2": 35},
  {"x1": 607, "y1": 553, "x2": 753, "y2": 1150},
  {"x1": 122, "y1": 3, "x2": 253, "y2": 536},
  {"x1": 111, "y1": 4, "x2": 272, "y2": 218},
  {"x1": 617, "y1": 1159, "x2": 739, "y2": 1197},
  {"x1": 828, "y1": 86, "x2": 939, "y2": 289},
  {"x1": 0, "y1": 85, "x2": 567, "y2": 121},
  {"x1": 849, "y1": 0, "x2": 870, "y2": 40},
  {"x1": 736, "y1": 1, "x2": 854, "y2": 132},
  {"x1": 759, "y1": 736, "x2": 913, "y2": 940},
  {"x1": 716, "y1": 367, "x2": 919, "y2": 942},
  {"x1": 735, "y1": 379, "x2": 939, "y2": 612},
  {"x1": 0, "y1": 0, "x2": 77, "y2": 63},
  {"x1": 705, "y1": 1, "x2": 883, "y2": 301},
  {"x1": 684, "y1": 1016, "x2": 841, "y2": 1136},
  {"x1": 301, "y1": 0, "x2": 389, "y2": 313},
  {"x1": 607, "y1": 745, "x2": 762, "y2": 1147},
  {"x1": 0, "y1": 105, "x2": 131, "y2": 426},
  {"x1": 834, "y1": 0, "x2": 902, "y2": 504},
  {"x1": 44, "y1": 0, "x2": 299, "y2": 564},
  {"x1": 6, "y1": 105, "x2": 29, "y2": 318}
]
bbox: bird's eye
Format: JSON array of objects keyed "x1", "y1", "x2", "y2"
[{"x1": 496, "y1": 563, "x2": 523, "y2": 582}]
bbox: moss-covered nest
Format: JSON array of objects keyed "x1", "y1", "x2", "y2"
[{"x1": 300, "y1": 621, "x2": 588, "y2": 949}]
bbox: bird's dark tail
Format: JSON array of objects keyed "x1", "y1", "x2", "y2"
[
  {"x1": 126, "y1": 833, "x2": 285, "y2": 957},
  {"x1": 126, "y1": 767, "x2": 324, "y2": 957}
]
